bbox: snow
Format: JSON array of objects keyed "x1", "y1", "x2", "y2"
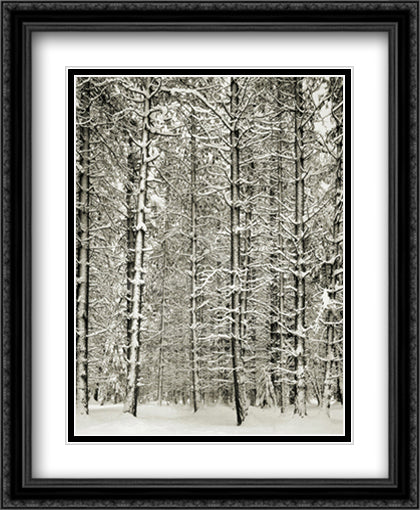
[
  {"x1": 76, "y1": 403, "x2": 343, "y2": 437},
  {"x1": 322, "y1": 288, "x2": 331, "y2": 308}
]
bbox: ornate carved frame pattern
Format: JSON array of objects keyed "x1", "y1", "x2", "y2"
[{"x1": 1, "y1": 1, "x2": 418, "y2": 507}]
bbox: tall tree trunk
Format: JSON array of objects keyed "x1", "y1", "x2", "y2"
[
  {"x1": 230, "y1": 77, "x2": 247, "y2": 425},
  {"x1": 241, "y1": 196, "x2": 252, "y2": 344},
  {"x1": 269, "y1": 99, "x2": 286, "y2": 410},
  {"x1": 278, "y1": 225, "x2": 286, "y2": 413},
  {"x1": 241, "y1": 178, "x2": 253, "y2": 403},
  {"x1": 157, "y1": 214, "x2": 168, "y2": 406},
  {"x1": 322, "y1": 311, "x2": 334, "y2": 415},
  {"x1": 322, "y1": 77, "x2": 344, "y2": 414},
  {"x1": 334, "y1": 352, "x2": 343, "y2": 404},
  {"x1": 293, "y1": 78, "x2": 307, "y2": 417},
  {"x1": 322, "y1": 177, "x2": 340, "y2": 415},
  {"x1": 189, "y1": 114, "x2": 199, "y2": 413},
  {"x1": 124, "y1": 78, "x2": 152, "y2": 416},
  {"x1": 76, "y1": 81, "x2": 90, "y2": 415},
  {"x1": 269, "y1": 163, "x2": 280, "y2": 403},
  {"x1": 277, "y1": 83, "x2": 287, "y2": 414},
  {"x1": 126, "y1": 137, "x2": 136, "y2": 393},
  {"x1": 157, "y1": 323, "x2": 164, "y2": 405}
]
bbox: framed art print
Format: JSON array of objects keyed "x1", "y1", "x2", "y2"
[
  {"x1": 1, "y1": 1, "x2": 418, "y2": 507},
  {"x1": 68, "y1": 68, "x2": 351, "y2": 443}
]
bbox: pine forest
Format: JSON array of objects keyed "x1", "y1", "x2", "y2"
[{"x1": 74, "y1": 73, "x2": 346, "y2": 437}]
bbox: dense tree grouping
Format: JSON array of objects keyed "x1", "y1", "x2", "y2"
[{"x1": 75, "y1": 74, "x2": 344, "y2": 425}]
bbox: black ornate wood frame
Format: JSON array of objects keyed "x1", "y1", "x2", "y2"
[{"x1": 1, "y1": 1, "x2": 418, "y2": 507}]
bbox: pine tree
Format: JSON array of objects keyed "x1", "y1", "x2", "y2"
[
  {"x1": 75, "y1": 78, "x2": 91, "y2": 415},
  {"x1": 124, "y1": 77, "x2": 154, "y2": 416},
  {"x1": 74, "y1": 75, "x2": 345, "y2": 425},
  {"x1": 322, "y1": 77, "x2": 344, "y2": 414},
  {"x1": 229, "y1": 77, "x2": 248, "y2": 425},
  {"x1": 189, "y1": 112, "x2": 199, "y2": 412}
]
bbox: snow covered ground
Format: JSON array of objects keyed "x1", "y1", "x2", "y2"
[{"x1": 75, "y1": 402, "x2": 343, "y2": 438}]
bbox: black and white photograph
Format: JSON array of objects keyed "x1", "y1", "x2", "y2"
[
  {"x1": 3, "y1": 0, "x2": 417, "y2": 503},
  {"x1": 70, "y1": 70, "x2": 350, "y2": 441}
]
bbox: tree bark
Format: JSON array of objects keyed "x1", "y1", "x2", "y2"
[
  {"x1": 293, "y1": 78, "x2": 307, "y2": 417},
  {"x1": 269, "y1": 163, "x2": 280, "y2": 403},
  {"x1": 189, "y1": 114, "x2": 199, "y2": 413},
  {"x1": 126, "y1": 137, "x2": 136, "y2": 389},
  {"x1": 269, "y1": 82, "x2": 287, "y2": 410},
  {"x1": 322, "y1": 77, "x2": 344, "y2": 414},
  {"x1": 230, "y1": 77, "x2": 247, "y2": 425},
  {"x1": 124, "y1": 78, "x2": 152, "y2": 416},
  {"x1": 157, "y1": 214, "x2": 168, "y2": 406},
  {"x1": 322, "y1": 313, "x2": 334, "y2": 415},
  {"x1": 240, "y1": 189, "x2": 252, "y2": 350},
  {"x1": 76, "y1": 81, "x2": 90, "y2": 415}
]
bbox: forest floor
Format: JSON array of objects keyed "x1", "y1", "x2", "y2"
[{"x1": 75, "y1": 402, "x2": 344, "y2": 437}]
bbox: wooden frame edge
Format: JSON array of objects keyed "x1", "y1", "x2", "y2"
[{"x1": 1, "y1": 1, "x2": 418, "y2": 507}]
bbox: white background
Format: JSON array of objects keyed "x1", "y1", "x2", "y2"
[{"x1": 32, "y1": 32, "x2": 388, "y2": 478}]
